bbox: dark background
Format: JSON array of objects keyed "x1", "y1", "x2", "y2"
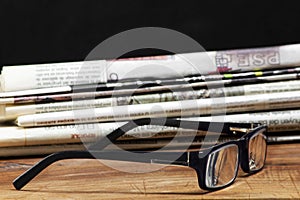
[{"x1": 1, "y1": 0, "x2": 300, "y2": 67}]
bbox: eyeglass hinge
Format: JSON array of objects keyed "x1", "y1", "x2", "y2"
[{"x1": 229, "y1": 127, "x2": 250, "y2": 134}]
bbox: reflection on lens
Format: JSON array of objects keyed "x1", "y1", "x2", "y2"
[
  {"x1": 249, "y1": 131, "x2": 267, "y2": 171},
  {"x1": 206, "y1": 144, "x2": 238, "y2": 188}
]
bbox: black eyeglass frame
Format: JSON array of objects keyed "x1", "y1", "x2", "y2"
[{"x1": 13, "y1": 118, "x2": 267, "y2": 191}]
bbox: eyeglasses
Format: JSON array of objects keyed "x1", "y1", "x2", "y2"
[{"x1": 13, "y1": 118, "x2": 267, "y2": 191}]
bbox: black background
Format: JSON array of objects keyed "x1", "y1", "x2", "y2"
[{"x1": 1, "y1": 0, "x2": 300, "y2": 68}]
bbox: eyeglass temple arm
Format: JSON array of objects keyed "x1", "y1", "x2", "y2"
[
  {"x1": 88, "y1": 118, "x2": 256, "y2": 151},
  {"x1": 13, "y1": 151, "x2": 93, "y2": 190},
  {"x1": 13, "y1": 149, "x2": 193, "y2": 190},
  {"x1": 88, "y1": 150, "x2": 192, "y2": 166}
]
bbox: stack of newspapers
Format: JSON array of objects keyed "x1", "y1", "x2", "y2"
[{"x1": 1, "y1": 43, "x2": 300, "y2": 156}]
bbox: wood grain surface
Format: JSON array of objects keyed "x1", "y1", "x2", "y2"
[{"x1": 0, "y1": 143, "x2": 299, "y2": 199}]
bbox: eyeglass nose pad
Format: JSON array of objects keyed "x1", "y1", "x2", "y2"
[
  {"x1": 240, "y1": 133, "x2": 267, "y2": 174},
  {"x1": 239, "y1": 143, "x2": 251, "y2": 173}
]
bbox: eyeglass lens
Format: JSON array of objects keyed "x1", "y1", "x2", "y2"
[
  {"x1": 248, "y1": 131, "x2": 267, "y2": 171},
  {"x1": 205, "y1": 144, "x2": 239, "y2": 188}
]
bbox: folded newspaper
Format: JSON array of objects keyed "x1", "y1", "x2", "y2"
[
  {"x1": 0, "y1": 43, "x2": 300, "y2": 156},
  {"x1": 1, "y1": 43, "x2": 300, "y2": 92}
]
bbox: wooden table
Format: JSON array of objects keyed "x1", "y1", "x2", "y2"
[{"x1": 0, "y1": 143, "x2": 299, "y2": 199}]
